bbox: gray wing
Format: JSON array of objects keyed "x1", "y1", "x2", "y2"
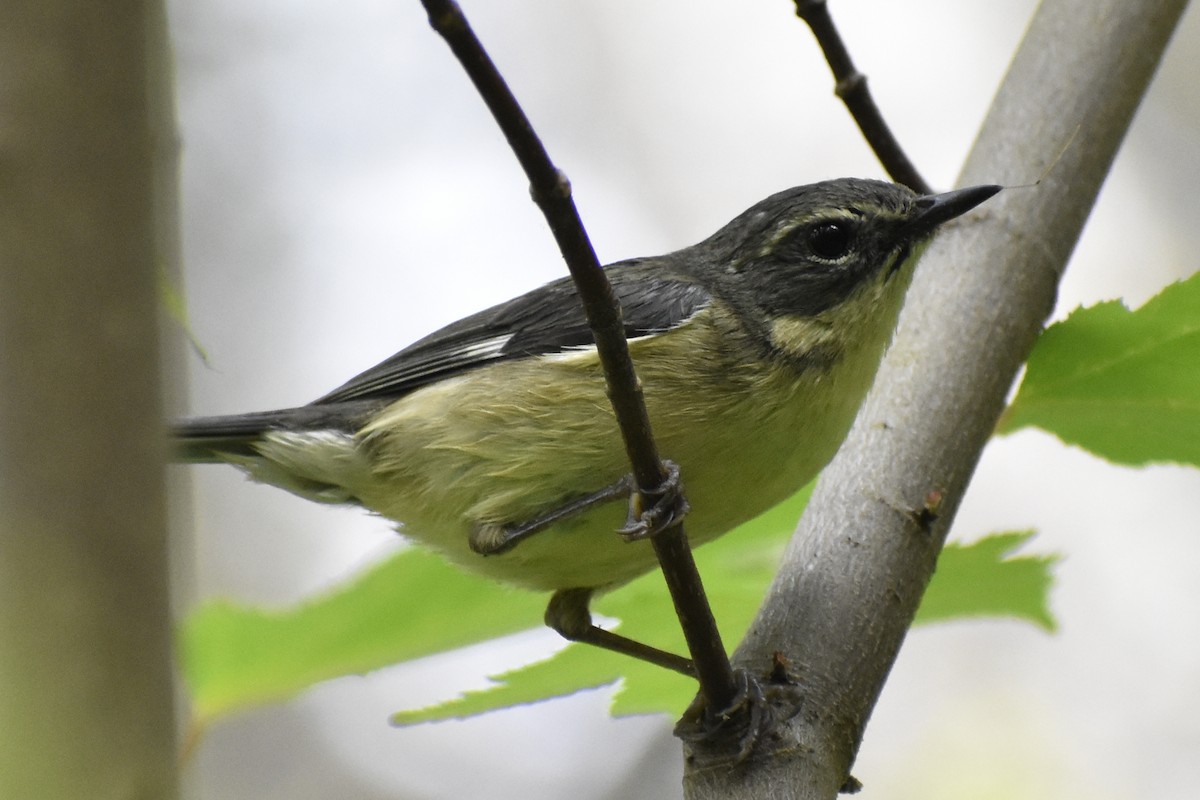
[
  {"x1": 312, "y1": 261, "x2": 711, "y2": 404},
  {"x1": 173, "y1": 260, "x2": 710, "y2": 459}
]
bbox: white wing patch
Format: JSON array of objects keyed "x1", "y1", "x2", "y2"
[
  {"x1": 450, "y1": 333, "x2": 513, "y2": 363},
  {"x1": 402, "y1": 333, "x2": 514, "y2": 378},
  {"x1": 541, "y1": 343, "x2": 602, "y2": 365},
  {"x1": 540, "y1": 306, "x2": 705, "y2": 365}
]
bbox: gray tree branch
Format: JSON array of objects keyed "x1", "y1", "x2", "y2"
[
  {"x1": 0, "y1": 2, "x2": 181, "y2": 797},
  {"x1": 683, "y1": 0, "x2": 1189, "y2": 796}
]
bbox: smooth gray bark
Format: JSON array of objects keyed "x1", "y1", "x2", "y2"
[
  {"x1": 683, "y1": 0, "x2": 1190, "y2": 796},
  {"x1": 0, "y1": 3, "x2": 181, "y2": 797}
]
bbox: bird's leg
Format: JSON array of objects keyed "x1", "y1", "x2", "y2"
[
  {"x1": 468, "y1": 476, "x2": 635, "y2": 556},
  {"x1": 468, "y1": 460, "x2": 691, "y2": 556},
  {"x1": 467, "y1": 465, "x2": 698, "y2": 675},
  {"x1": 545, "y1": 588, "x2": 695, "y2": 676}
]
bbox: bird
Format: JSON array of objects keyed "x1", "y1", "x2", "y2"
[{"x1": 173, "y1": 178, "x2": 1000, "y2": 671}]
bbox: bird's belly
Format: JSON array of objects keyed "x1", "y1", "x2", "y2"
[{"x1": 352, "y1": 349, "x2": 870, "y2": 592}]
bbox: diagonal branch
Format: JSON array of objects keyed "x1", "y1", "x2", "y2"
[
  {"x1": 793, "y1": 0, "x2": 932, "y2": 195},
  {"x1": 418, "y1": 0, "x2": 739, "y2": 711},
  {"x1": 685, "y1": 0, "x2": 1188, "y2": 795}
]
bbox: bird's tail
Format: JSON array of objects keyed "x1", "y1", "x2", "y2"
[
  {"x1": 172, "y1": 410, "x2": 291, "y2": 462},
  {"x1": 170, "y1": 400, "x2": 385, "y2": 463}
]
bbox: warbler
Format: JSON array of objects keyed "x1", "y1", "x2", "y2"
[{"x1": 174, "y1": 178, "x2": 999, "y2": 666}]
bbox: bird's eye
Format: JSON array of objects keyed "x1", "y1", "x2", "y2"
[{"x1": 807, "y1": 221, "x2": 855, "y2": 261}]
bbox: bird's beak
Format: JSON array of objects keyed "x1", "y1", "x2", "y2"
[{"x1": 906, "y1": 184, "x2": 1002, "y2": 237}]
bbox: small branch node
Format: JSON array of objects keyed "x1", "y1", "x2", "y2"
[
  {"x1": 908, "y1": 488, "x2": 945, "y2": 533},
  {"x1": 792, "y1": 0, "x2": 827, "y2": 22},
  {"x1": 834, "y1": 71, "x2": 866, "y2": 100},
  {"x1": 425, "y1": 0, "x2": 462, "y2": 34}
]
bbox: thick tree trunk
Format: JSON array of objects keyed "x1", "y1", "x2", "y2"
[{"x1": 0, "y1": 2, "x2": 181, "y2": 797}]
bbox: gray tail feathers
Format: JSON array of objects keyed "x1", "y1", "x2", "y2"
[{"x1": 170, "y1": 400, "x2": 386, "y2": 463}]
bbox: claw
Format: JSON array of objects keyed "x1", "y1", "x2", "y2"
[
  {"x1": 617, "y1": 459, "x2": 691, "y2": 541},
  {"x1": 675, "y1": 666, "x2": 805, "y2": 766}
]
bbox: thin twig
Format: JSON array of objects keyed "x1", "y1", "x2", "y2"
[
  {"x1": 419, "y1": 0, "x2": 738, "y2": 711},
  {"x1": 794, "y1": 0, "x2": 932, "y2": 194}
]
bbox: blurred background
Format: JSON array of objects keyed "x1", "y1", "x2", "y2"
[{"x1": 169, "y1": 1, "x2": 1200, "y2": 797}]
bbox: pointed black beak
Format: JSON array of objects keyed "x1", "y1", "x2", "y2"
[{"x1": 906, "y1": 184, "x2": 1002, "y2": 237}]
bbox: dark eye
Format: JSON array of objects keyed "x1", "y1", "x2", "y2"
[{"x1": 807, "y1": 221, "x2": 855, "y2": 260}]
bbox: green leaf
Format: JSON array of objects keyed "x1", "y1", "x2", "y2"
[
  {"x1": 180, "y1": 547, "x2": 546, "y2": 722},
  {"x1": 999, "y1": 272, "x2": 1200, "y2": 467},
  {"x1": 181, "y1": 481, "x2": 1056, "y2": 725},
  {"x1": 180, "y1": 488, "x2": 809, "y2": 724},
  {"x1": 916, "y1": 531, "x2": 1057, "y2": 631},
  {"x1": 391, "y1": 529, "x2": 1056, "y2": 725}
]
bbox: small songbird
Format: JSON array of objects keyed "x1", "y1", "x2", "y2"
[{"x1": 173, "y1": 178, "x2": 999, "y2": 669}]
